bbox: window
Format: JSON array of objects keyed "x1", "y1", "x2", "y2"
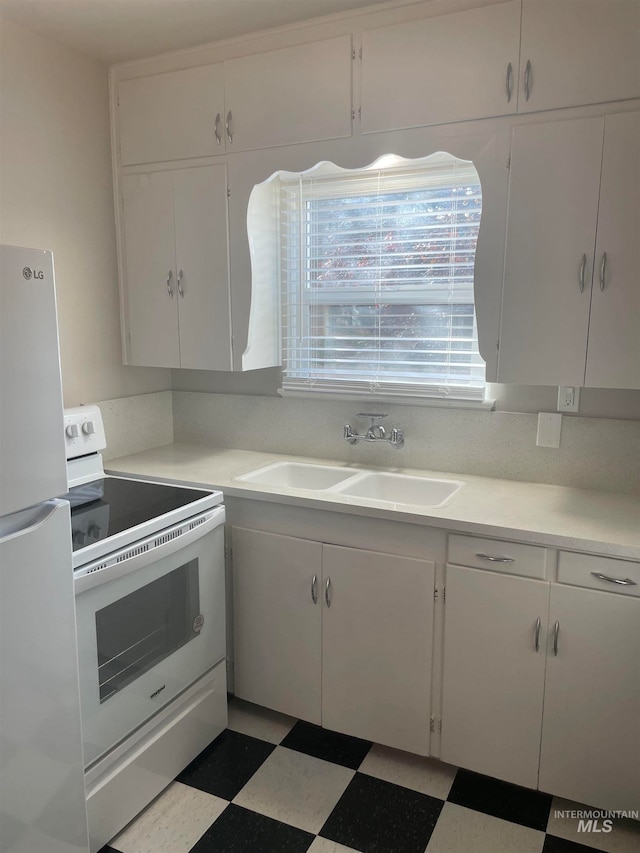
[{"x1": 277, "y1": 154, "x2": 486, "y2": 401}]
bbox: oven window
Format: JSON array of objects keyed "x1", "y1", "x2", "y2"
[{"x1": 96, "y1": 559, "x2": 200, "y2": 703}]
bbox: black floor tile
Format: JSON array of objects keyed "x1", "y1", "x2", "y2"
[
  {"x1": 97, "y1": 848, "x2": 120, "y2": 853},
  {"x1": 320, "y1": 772, "x2": 444, "y2": 853},
  {"x1": 177, "y1": 729, "x2": 275, "y2": 800},
  {"x1": 543, "y1": 836, "x2": 607, "y2": 853},
  {"x1": 447, "y1": 769, "x2": 552, "y2": 831},
  {"x1": 281, "y1": 720, "x2": 372, "y2": 769},
  {"x1": 189, "y1": 804, "x2": 314, "y2": 853}
]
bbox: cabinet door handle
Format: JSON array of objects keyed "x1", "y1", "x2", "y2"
[
  {"x1": 214, "y1": 112, "x2": 222, "y2": 145},
  {"x1": 506, "y1": 62, "x2": 513, "y2": 103},
  {"x1": 599, "y1": 252, "x2": 608, "y2": 291},
  {"x1": 534, "y1": 617, "x2": 541, "y2": 652},
  {"x1": 524, "y1": 59, "x2": 532, "y2": 101},
  {"x1": 578, "y1": 254, "x2": 587, "y2": 292},
  {"x1": 226, "y1": 110, "x2": 233, "y2": 144},
  {"x1": 476, "y1": 553, "x2": 515, "y2": 563},
  {"x1": 166, "y1": 269, "x2": 174, "y2": 298},
  {"x1": 311, "y1": 575, "x2": 318, "y2": 604},
  {"x1": 177, "y1": 269, "x2": 185, "y2": 297},
  {"x1": 325, "y1": 577, "x2": 332, "y2": 608},
  {"x1": 553, "y1": 620, "x2": 560, "y2": 656},
  {"x1": 591, "y1": 571, "x2": 637, "y2": 586}
]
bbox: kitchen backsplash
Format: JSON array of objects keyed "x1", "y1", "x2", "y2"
[
  {"x1": 95, "y1": 389, "x2": 639, "y2": 494},
  {"x1": 98, "y1": 390, "x2": 173, "y2": 460},
  {"x1": 172, "y1": 391, "x2": 640, "y2": 495}
]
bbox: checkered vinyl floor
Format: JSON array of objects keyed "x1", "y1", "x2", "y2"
[{"x1": 102, "y1": 698, "x2": 640, "y2": 853}]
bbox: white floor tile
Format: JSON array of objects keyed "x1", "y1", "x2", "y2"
[
  {"x1": 425, "y1": 802, "x2": 545, "y2": 853},
  {"x1": 359, "y1": 744, "x2": 457, "y2": 800},
  {"x1": 109, "y1": 781, "x2": 227, "y2": 853},
  {"x1": 546, "y1": 797, "x2": 640, "y2": 853},
  {"x1": 228, "y1": 696, "x2": 296, "y2": 744},
  {"x1": 307, "y1": 838, "x2": 362, "y2": 853},
  {"x1": 232, "y1": 745, "x2": 354, "y2": 834}
]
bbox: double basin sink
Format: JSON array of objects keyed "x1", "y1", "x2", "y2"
[{"x1": 235, "y1": 461, "x2": 464, "y2": 509}]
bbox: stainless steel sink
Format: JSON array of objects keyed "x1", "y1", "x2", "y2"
[{"x1": 331, "y1": 471, "x2": 464, "y2": 508}]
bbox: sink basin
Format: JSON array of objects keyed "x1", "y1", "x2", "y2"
[
  {"x1": 235, "y1": 461, "x2": 355, "y2": 489},
  {"x1": 332, "y1": 471, "x2": 464, "y2": 508}
]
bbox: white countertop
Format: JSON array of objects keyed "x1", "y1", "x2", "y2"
[{"x1": 106, "y1": 443, "x2": 640, "y2": 560}]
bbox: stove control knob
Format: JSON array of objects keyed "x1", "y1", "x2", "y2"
[
  {"x1": 65, "y1": 424, "x2": 79, "y2": 438},
  {"x1": 82, "y1": 421, "x2": 96, "y2": 436},
  {"x1": 72, "y1": 530, "x2": 85, "y2": 547}
]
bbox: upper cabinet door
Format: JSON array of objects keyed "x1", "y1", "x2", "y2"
[
  {"x1": 519, "y1": 0, "x2": 640, "y2": 112},
  {"x1": 223, "y1": 36, "x2": 352, "y2": 151},
  {"x1": 360, "y1": 1, "x2": 521, "y2": 134},
  {"x1": 173, "y1": 165, "x2": 233, "y2": 371},
  {"x1": 497, "y1": 117, "x2": 604, "y2": 386},
  {"x1": 118, "y1": 64, "x2": 225, "y2": 165},
  {"x1": 585, "y1": 111, "x2": 640, "y2": 389},
  {"x1": 121, "y1": 172, "x2": 180, "y2": 367}
]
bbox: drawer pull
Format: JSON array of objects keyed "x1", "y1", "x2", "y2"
[
  {"x1": 591, "y1": 571, "x2": 637, "y2": 587},
  {"x1": 476, "y1": 553, "x2": 515, "y2": 563},
  {"x1": 534, "y1": 617, "x2": 541, "y2": 653},
  {"x1": 553, "y1": 621, "x2": 560, "y2": 656}
]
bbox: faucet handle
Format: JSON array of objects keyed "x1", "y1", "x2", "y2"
[{"x1": 356, "y1": 412, "x2": 388, "y2": 421}]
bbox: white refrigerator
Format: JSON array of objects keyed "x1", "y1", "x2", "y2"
[{"x1": 0, "y1": 245, "x2": 89, "y2": 853}]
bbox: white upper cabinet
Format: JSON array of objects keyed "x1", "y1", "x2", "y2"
[
  {"x1": 519, "y1": 0, "x2": 640, "y2": 113},
  {"x1": 499, "y1": 112, "x2": 640, "y2": 388},
  {"x1": 498, "y1": 117, "x2": 604, "y2": 386},
  {"x1": 360, "y1": 1, "x2": 521, "y2": 133},
  {"x1": 121, "y1": 164, "x2": 232, "y2": 370},
  {"x1": 585, "y1": 111, "x2": 640, "y2": 389},
  {"x1": 223, "y1": 36, "x2": 352, "y2": 151},
  {"x1": 118, "y1": 64, "x2": 225, "y2": 165}
]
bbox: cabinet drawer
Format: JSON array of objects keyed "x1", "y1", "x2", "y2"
[
  {"x1": 448, "y1": 534, "x2": 548, "y2": 579},
  {"x1": 558, "y1": 551, "x2": 640, "y2": 597}
]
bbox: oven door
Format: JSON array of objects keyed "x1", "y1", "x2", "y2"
[{"x1": 75, "y1": 505, "x2": 225, "y2": 767}]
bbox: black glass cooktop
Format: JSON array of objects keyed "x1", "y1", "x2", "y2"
[{"x1": 69, "y1": 476, "x2": 214, "y2": 552}]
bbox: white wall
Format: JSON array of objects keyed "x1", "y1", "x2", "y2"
[{"x1": 0, "y1": 16, "x2": 171, "y2": 406}]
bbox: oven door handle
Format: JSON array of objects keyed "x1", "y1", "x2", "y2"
[{"x1": 74, "y1": 504, "x2": 225, "y2": 595}]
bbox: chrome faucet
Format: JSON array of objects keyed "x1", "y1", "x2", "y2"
[{"x1": 343, "y1": 413, "x2": 404, "y2": 449}]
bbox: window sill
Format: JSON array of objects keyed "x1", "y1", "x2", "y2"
[{"x1": 277, "y1": 387, "x2": 496, "y2": 411}]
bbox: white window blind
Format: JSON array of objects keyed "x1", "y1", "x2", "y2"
[{"x1": 279, "y1": 155, "x2": 486, "y2": 401}]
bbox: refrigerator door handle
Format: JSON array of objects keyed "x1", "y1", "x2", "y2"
[{"x1": 0, "y1": 500, "x2": 66, "y2": 544}]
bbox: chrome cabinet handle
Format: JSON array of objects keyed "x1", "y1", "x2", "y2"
[
  {"x1": 534, "y1": 617, "x2": 541, "y2": 653},
  {"x1": 579, "y1": 254, "x2": 587, "y2": 292},
  {"x1": 553, "y1": 621, "x2": 560, "y2": 656},
  {"x1": 214, "y1": 112, "x2": 221, "y2": 145},
  {"x1": 166, "y1": 269, "x2": 174, "y2": 298},
  {"x1": 599, "y1": 252, "x2": 608, "y2": 291},
  {"x1": 506, "y1": 62, "x2": 513, "y2": 103},
  {"x1": 311, "y1": 575, "x2": 318, "y2": 604},
  {"x1": 524, "y1": 59, "x2": 532, "y2": 101},
  {"x1": 226, "y1": 110, "x2": 233, "y2": 144},
  {"x1": 476, "y1": 553, "x2": 515, "y2": 563},
  {"x1": 177, "y1": 269, "x2": 184, "y2": 297},
  {"x1": 325, "y1": 577, "x2": 332, "y2": 608},
  {"x1": 591, "y1": 571, "x2": 637, "y2": 586}
]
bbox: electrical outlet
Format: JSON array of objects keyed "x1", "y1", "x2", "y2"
[{"x1": 557, "y1": 385, "x2": 580, "y2": 412}]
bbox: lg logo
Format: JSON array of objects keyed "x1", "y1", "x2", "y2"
[{"x1": 23, "y1": 267, "x2": 44, "y2": 280}]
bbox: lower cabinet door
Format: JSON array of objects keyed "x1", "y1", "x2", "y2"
[
  {"x1": 539, "y1": 585, "x2": 640, "y2": 811},
  {"x1": 232, "y1": 527, "x2": 322, "y2": 724},
  {"x1": 441, "y1": 566, "x2": 549, "y2": 788},
  {"x1": 321, "y1": 544, "x2": 434, "y2": 755}
]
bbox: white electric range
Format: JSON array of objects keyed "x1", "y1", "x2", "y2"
[{"x1": 64, "y1": 405, "x2": 228, "y2": 853}]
